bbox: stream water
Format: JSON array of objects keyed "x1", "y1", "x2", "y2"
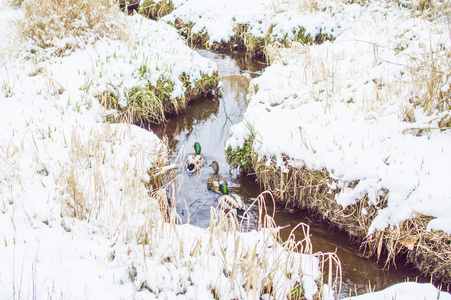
[{"x1": 149, "y1": 49, "x2": 427, "y2": 298}]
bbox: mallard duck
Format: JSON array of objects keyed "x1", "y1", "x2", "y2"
[
  {"x1": 207, "y1": 161, "x2": 227, "y2": 191},
  {"x1": 186, "y1": 142, "x2": 205, "y2": 173},
  {"x1": 214, "y1": 183, "x2": 246, "y2": 217}
]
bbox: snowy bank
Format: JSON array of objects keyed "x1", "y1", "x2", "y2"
[
  {"x1": 14, "y1": 0, "x2": 218, "y2": 125},
  {"x1": 343, "y1": 282, "x2": 451, "y2": 300},
  {"x1": 92, "y1": 14, "x2": 219, "y2": 124},
  {"x1": 156, "y1": 0, "x2": 343, "y2": 54},
  {"x1": 223, "y1": 0, "x2": 451, "y2": 285}
]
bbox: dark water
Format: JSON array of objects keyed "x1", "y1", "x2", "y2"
[{"x1": 149, "y1": 49, "x2": 426, "y2": 298}]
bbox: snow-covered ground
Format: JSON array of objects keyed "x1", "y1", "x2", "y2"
[
  {"x1": 1, "y1": 0, "x2": 451, "y2": 299},
  {"x1": 343, "y1": 282, "x2": 451, "y2": 300},
  {"x1": 223, "y1": 0, "x2": 451, "y2": 235},
  {"x1": 160, "y1": 0, "x2": 451, "y2": 234},
  {"x1": 161, "y1": 0, "x2": 344, "y2": 46},
  {"x1": 0, "y1": 1, "x2": 327, "y2": 299}
]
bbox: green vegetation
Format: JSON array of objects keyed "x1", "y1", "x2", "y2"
[
  {"x1": 139, "y1": 0, "x2": 175, "y2": 20},
  {"x1": 101, "y1": 72, "x2": 218, "y2": 125},
  {"x1": 293, "y1": 27, "x2": 335, "y2": 45},
  {"x1": 226, "y1": 140, "x2": 255, "y2": 174}
]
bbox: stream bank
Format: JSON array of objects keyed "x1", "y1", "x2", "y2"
[{"x1": 149, "y1": 48, "x2": 428, "y2": 298}]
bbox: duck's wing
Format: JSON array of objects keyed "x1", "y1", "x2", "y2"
[
  {"x1": 218, "y1": 195, "x2": 236, "y2": 211},
  {"x1": 217, "y1": 175, "x2": 227, "y2": 186},
  {"x1": 197, "y1": 155, "x2": 206, "y2": 166},
  {"x1": 230, "y1": 194, "x2": 245, "y2": 210},
  {"x1": 219, "y1": 194, "x2": 245, "y2": 211},
  {"x1": 186, "y1": 154, "x2": 196, "y2": 164},
  {"x1": 207, "y1": 174, "x2": 228, "y2": 190}
]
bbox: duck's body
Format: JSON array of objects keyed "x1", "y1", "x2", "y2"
[
  {"x1": 215, "y1": 184, "x2": 246, "y2": 217},
  {"x1": 207, "y1": 161, "x2": 227, "y2": 192},
  {"x1": 186, "y1": 154, "x2": 205, "y2": 173},
  {"x1": 186, "y1": 142, "x2": 205, "y2": 173}
]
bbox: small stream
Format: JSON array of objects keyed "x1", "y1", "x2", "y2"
[{"x1": 149, "y1": 49, "x2": 426, "y2": 298}]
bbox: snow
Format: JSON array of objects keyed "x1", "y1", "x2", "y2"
[
  {"x1": 0, "y1": 1, "x2": 328, "y2": 299},
  {"x1": 1, "y1": 0, "x2": 451, "y2": 298},
  {"x1": 162, "y1": 0, "x2": 347, "y2": 45},
  {"x1": 342, "y1": 282, "x2": 451, "y2": 300},
  {"x1": 221, "y1": 0, "x2": 451, "y2": 235}
]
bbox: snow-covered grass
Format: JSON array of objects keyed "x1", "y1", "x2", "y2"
[
  {"x1": 0, "y1": 0, "x2": 343, "y2": 299},
  {"x1": 16, "y1": 0, "x2": 124, "y2": 55},
  {"x1": 139, "y1": 0, "x2": 174, "y2": 20},
  {"x1": 343, "y1": 282, "x2": 451, "y2": 300},
  {"x1": 91, "y1": 14, "x2": 218, "y2": 124},
  {"x1": 228, "y1": 0, "x2": 451, "y2": 233},
  {"x1": 13, "y1": 0, "x2": 218, "y2": 125},
  {"x1": 152, "y1": 0, "x2": 340, "y2": 54},
  {"x1": 222, "y1": 0, "x2": 451, "y2": 285},
  {"x1": 2, "y1": 0, "x2": 451, "y2": 298}
]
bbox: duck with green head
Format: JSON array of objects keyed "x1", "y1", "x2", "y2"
[
  {"x1": 207, "y1": 161, "x2": 227, "y2": 192},
  {"x1": 186, "y1": 142, "x2": 205, "y2": 173},
  {"x1": 214, "y1": 183, "x2": 246, "y2": 217}
]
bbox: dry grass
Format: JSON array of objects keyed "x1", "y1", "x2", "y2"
[
  {"x1": 270, "y1": 0, "x2": 319, "y2": 13},
  {"x1": 6, "y1": 0, "x2": 24, "y2": 7},
  {"x1": 173, "y1": 19, "x2": 211, "y2": 48},
  {"x1": 409, "y1": 0, "x2": 451, "y2": 20},
  {"x1": 139, "y1": 0, "x2": 174, "y2": 20},
  {"x1": 227, "y1": 137, "x2": 451, "y2": 286},
  {"x1": 100, "y1": 82, "x2": 172, "y2": 125},
  {"x1": 100, "y1": 73, "x2": 218, "y2": 125},
  {"x1": 408, "y1": 45, "x2": 451, "y2": 128},
  {"x1": 233, "y1": 24, "x2": 267, "y2": 57},
  {"x1": 53, "y1": 124, "x2": 342, "y2": 298},
  {"x1": 227, "y1": 140, "x2": 385, "y2": 240},
  {"x1": 16, "y1": 0, "x2": 125, "y2": 55},
  {"x1": 56, "y1": 124, "x2": 171, "y2": 233},
  {"x1": 363, "y1": 214, "x2": 451, "y2": 285}
]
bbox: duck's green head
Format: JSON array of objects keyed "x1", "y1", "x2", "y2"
[
  {"x1": 193, "y1": 142, "x2": 201, "y2": 155},
  {"x1": 215, "y1": 183, "x2": 229, "y2": 195}
]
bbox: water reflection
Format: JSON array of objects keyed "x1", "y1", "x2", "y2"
[{"x1": 149, "y1": 49, "x2": 426, "y2": 298}]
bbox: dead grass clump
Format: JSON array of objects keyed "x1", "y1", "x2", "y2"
[
  {"x1": 408, "y1": 46, "x2": 451, "y2": 128},
  {"x1": 139, "y1": 0, "x2": 174, "y2": 20},
  {"x1": 227, "y1": 137, "x2": 451, "y2": 285},
  {"x1": 6, "y1": 0, "x2": 24, "y2": 7},
  {"x1": 100, "y1": 80, "x2": 173, "y2": 125},
  {"x1": 119, "y1": 0, "x2": 139, "y2": 14},
  {"x1": 100, "y1": 73, "x2": 218, "y2": 125},
  {"x1": 173, "y1": 19, "x2": 210, "y2": 47},
  {"x1": 204, "y1": 192, "x2": 342, "y2": 299},
  {"x1": 363, "y1": 214, "x2": 451, "y2": 285},
  {"x1": 16, "y1": 0, "x2": 125, "y2": 55},
  {"x1": 226, "y1": 138, "x2": 387, "y2": 241},
  {"x1": 56, "y1": 124, "x2": 172, "y2": 229},
  {"x1": 410, "y1": 0, "x2": 451, "y2": 20},
  {"x1": 181, "y1": 72, "x2": 219, "y2": 103},
  {"x1": 234, "y1": 24, "x2": 267, "y2": 57}
]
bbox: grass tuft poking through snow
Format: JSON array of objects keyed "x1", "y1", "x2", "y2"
[{"x1": 16, "y1": 0, "x2": 125, "y2": 55}]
